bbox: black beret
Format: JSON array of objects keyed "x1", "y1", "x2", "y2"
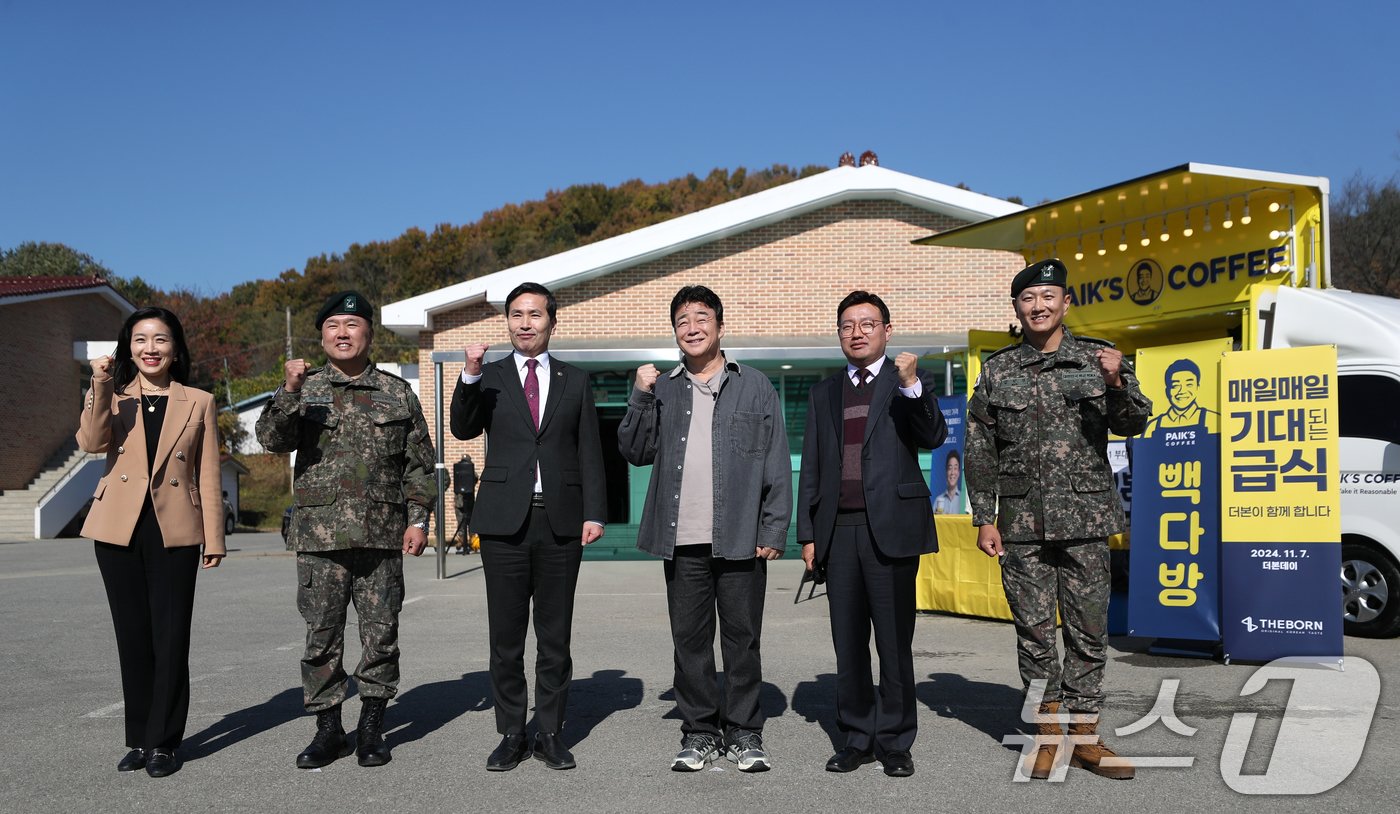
[
  {"x1": 1011, "y1": 259, "x2": 1068, "y2": 298},
  {"x1": 315, "y1": 290, "x2": 374, "y2": 330}
]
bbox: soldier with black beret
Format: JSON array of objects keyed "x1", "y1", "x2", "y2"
[
  {"x1": 315, "y1": 290, "x2": 375, "y2": 330},
  {"x1": 257, "y1": 289, "x2": 437, "y2": 770},
  {"x1": 1010, "y1": 258, "x2": 1068, "y2": 298},
  {"x1": 965, "y1": 259, "x2": 1151, "y2": 781}
]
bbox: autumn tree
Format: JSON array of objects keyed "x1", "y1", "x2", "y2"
[
  {"x1": 1331, "y1": 171, "x2": 1400, "y2": 297},
  {"x1": 0, "y1": 241, "x2": 112, "y2": 277}
]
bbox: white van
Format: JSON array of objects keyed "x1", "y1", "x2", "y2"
[{"x1": 1256, "y1": 286, "x2": 1400, "y2": 637}]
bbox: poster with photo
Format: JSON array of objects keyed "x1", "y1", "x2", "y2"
[{"x1": 931, "y1": 396, "x2": 966, "y2": 514}]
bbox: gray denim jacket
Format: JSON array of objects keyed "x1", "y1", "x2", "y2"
[{"x1": 618, "y1": 359, "x2": 792, "y2": 560}]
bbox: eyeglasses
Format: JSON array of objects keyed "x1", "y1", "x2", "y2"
[{"x1": 837, "y1": 320, "x2": 884, "y2": 338}]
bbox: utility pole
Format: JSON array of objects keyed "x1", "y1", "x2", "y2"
[{"x1": 285, "y1": 306, "x2": 293, "y2": 360}]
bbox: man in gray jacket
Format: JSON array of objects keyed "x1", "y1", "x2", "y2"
[{"x1": 618, "y1": 285, "x2": 791, "y2": 774}]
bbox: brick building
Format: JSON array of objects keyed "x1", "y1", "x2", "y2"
[
  {"x1": 382, "y1": 164, "x2": 1025, "y2": 546},
  {"x1": 0, "y1": 276, "x2": 133, "y2": 493}
]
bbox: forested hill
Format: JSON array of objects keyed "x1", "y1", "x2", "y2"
[{"x1": 1, "y1": 164, "x2": 826, "y2": 400}]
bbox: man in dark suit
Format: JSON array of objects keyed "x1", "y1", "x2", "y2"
[
  {"x1": 450, "y1": 282, "x2": 607, "y2": 772},
  {"x1": 796, "y1": 290, "x2": 947, "y2": 777}
]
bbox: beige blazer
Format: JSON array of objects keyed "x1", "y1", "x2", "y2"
[{"x1": 77, "y1": 376, "x2": 226, "y2": 555}]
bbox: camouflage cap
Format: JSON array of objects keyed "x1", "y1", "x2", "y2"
[
  {"x1": 315, "y1": 290, "x2": 374, "y2": 329},
  {"x1": 1011, "y1": 259, "x2": 1068, "y2": 298}
]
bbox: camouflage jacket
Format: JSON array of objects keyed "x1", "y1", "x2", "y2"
[
  {"x1": 256, "y1": 364, "x2": 437, "y2": 552},
  {"x1": 965, "y1": 331, "x2": 1151, "y2": 542}
]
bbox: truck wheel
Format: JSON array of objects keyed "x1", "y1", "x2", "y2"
[{"x1": 1342, "y1": 541, "x2": 1400, "y2": 638}]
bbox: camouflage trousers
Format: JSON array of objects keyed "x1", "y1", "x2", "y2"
[
  {"x1": 296, "y1": 549, "x2": 404, "y2": 712},
  {"x1": 1000, "y1": 538, "x2": 1110, "y2": 714}
]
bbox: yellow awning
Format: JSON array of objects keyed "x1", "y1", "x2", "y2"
[{"x1": 912, "y1": 163, "x2": 1328, "y2": 263}]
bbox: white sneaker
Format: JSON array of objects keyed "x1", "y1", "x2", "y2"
[
  {"x1": 725, "y1": 731, "x2": 771, "y2": 772},
  {"x1": 671, "y1": 733, "x2": 721, "y2": 771}
]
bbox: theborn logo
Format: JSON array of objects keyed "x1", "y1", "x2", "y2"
[
  {"x1": 1240, "y1": 615, "x2": 1323, "y2": 633},
  {"x1": 1004, "y1": 657, "x2": 1380, "y2": 793}
]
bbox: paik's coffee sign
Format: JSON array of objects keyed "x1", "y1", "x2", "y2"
[
  {"x1": 1069, "y1": 235, "x2": 1288, "y2": 336},
  {"x1": 1064, "y1": 242, "x2": 1282, "y2": 309}
]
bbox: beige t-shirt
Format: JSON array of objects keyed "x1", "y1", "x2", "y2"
[{"x1": 674, "y1": 369, "x2": 723, "y2": 548}]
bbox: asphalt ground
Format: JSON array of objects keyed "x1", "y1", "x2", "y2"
[{"x1": 0, "y1": 531, "x2": 1396, "y2": 814}]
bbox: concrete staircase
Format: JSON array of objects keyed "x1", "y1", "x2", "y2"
[{"x1": 0, "y1": 440, "x2": 101, "y2": 539}]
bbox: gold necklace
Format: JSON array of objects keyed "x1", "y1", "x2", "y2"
[{"x1": 141, "y1": 391, "x2": 166, "y2": 413}]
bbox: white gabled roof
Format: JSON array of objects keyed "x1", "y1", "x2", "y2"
[{"x1": 382, "y1": 165, "x2": 1024, "y2": 336}]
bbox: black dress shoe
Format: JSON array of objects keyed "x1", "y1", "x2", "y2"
[
  {"x1": 486, "y1": 734, "x2": 531, "y2": 771},
  {"x1": 532, "y1": 733, "x2": 576, "y2": 770},
  {"x1": 881, "y1": 750, "x2": 915, "y2": 777},
  {"x1": 117, "y1": 748, "x2": 147, "y2": 772},
  {"x1": 145, "y1": 749, "x2": 180, "y2": 778},
  {"x1": 825, "y1": 746, "x2": 876, "y2": 773}
]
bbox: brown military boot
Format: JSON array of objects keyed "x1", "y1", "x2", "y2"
[
  {"x1": 1027, "y1": 701, "x2": 1062, "y2": 779},
  {"x1": 1068, "y1": 718, "x2": 1135, "y2": 780}
]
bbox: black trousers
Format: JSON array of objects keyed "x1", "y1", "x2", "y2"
[
  {"x1": 94, "y1": 532, "x2": 200, "y2": 751},
  {"x1": 479, "y1": 504, "x2": 582, "y2": 735},
  {"x1": 826, "y1": 514, "x2": 919, "y2": 754},
  {"x1": 663, "y1": 547, "x2": 767, "y2": 738}
]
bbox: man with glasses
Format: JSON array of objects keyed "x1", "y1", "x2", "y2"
[
  {"x1": 796, "y1": 291, "x2": 947, "y2": 777},
  {"x1": 619, "y1": 285, "x2": 792, "y2": 773}
]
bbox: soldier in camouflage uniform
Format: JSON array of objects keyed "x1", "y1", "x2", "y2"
[
  {"x1": 965, "y1": 259, "x2": 1151, "y2": 781},
  {"x1": 256, "y1": 291, "x2": 437, "y2": 770}
]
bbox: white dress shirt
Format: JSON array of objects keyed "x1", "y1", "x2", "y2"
[
  {"x1": 462, "y1": 351, "x2": 551, "y2": 493},
  {"x1": 845, "y1": 356, "x2": 923, "y2": 398}
]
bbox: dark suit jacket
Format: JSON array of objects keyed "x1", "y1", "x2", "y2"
[
  {"x1": 450, "y1": 355, "x2": 606, "y2": 539},
  {"x1": 797, "y1": 359, "x2": 947, "y2": 561}
]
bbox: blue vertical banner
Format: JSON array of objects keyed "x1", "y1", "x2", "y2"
[
  {"x1": 1220, "y1": 347, "x2": 1342, "y2": 663},
  {"x1": 1128, "y1": 339, "x2": 1230, "y2": 641},
  {"x1": 931, "y1": 396, "x2": 966, "y2": 514}
]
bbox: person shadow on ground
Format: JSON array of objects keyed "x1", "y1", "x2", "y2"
[
  {"x1": 386, "y1": 670, "x2": 493, "y2": 749},
  {"x1": 789, "y1": 673, "x2": 842, "y2": 750},
  {"x1": 916, "y1": 672, "x2": 1029, "y2": 749},
  {"x1": 562, "y1": 669, "x2": 645, "y2": 748},
  {"x1": 181, "y1": 687, "x2": 304, "y2": 761}
]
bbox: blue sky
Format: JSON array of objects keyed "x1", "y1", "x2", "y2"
[{"x1": 3, "y1": 0, "x2": 1396, "y2": 294}]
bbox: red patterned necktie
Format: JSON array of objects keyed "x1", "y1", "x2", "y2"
[
  {"x1": 856, "y1": 368, "x2": 870, "y2": 389},
  {"x1": 524, "y1": 358, "x2": 540, "y2": 430}
]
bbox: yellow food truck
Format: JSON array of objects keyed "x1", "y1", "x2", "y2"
[{"x1": 912, "y1": 163, "x2": 1400, "y2": 638}]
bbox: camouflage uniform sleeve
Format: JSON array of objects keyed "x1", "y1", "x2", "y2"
[
  {"x1": 1106, "y1": 364, "x2": 1153, "y2": 437},
  {"x1": 255, "y1": 386, "x2": 303, "y2": 453},
  {"x1": 964, "y1": 376, "x2": 1000, "y2": 527},
  {"x1": 401, "y1": 389, "x2": 438, "y2": 527}
]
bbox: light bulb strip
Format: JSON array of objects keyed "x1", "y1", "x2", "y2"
[{"x1": 1020, "y1": 186, "x2": 1288, "y2": 252}]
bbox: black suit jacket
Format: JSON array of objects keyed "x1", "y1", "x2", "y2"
[
  {"x1": 450, "y1": 355, "x2": 606, "y2": 539},
  {"x1": 797, "y1": 359, "x2": 947, "y2": 561}
]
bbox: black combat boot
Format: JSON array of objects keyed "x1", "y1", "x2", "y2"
[
  {"x1": 296, "y1": 705, "x2": 352, "y2": 769},
  {"x1": 356, "y1": 697, "x2": 392, "y2": 767}
]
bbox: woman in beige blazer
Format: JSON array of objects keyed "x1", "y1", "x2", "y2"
[{"x1": 78, "y1": 306, "x2": 224, "y2": 779}]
